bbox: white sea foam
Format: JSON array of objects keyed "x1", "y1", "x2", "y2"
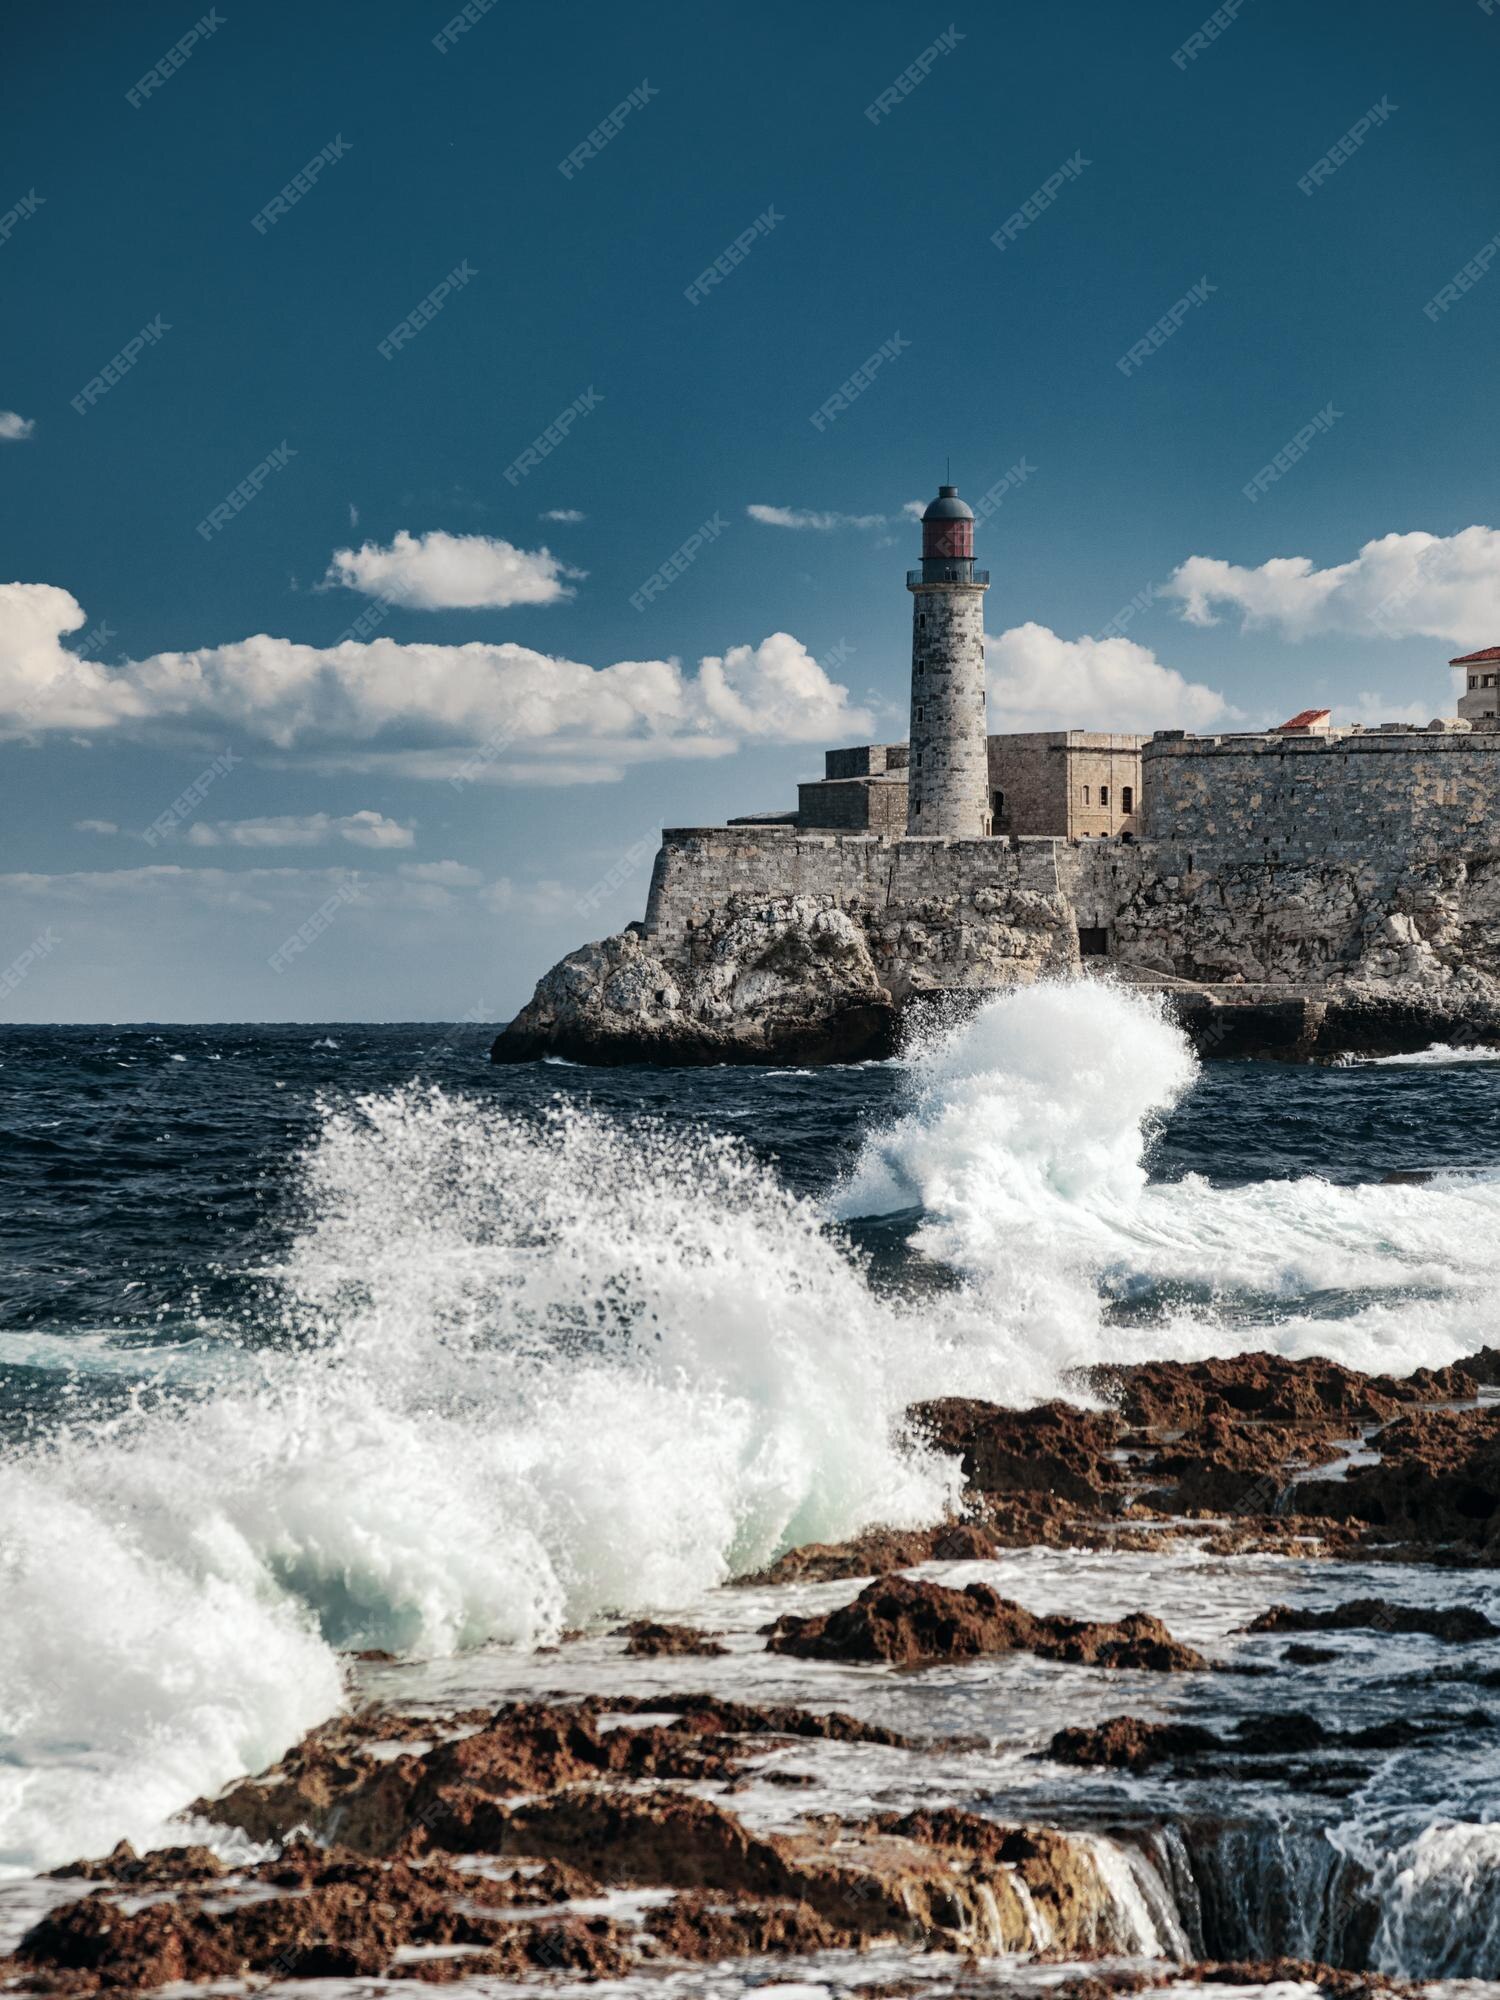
[
  {"x1": 839, "y1": 980, "x2": 1500, "y2": 1378},
  {"x1": 1, "y1": 1090, "x2": 1014, "y2": 1873},
  {"x1": 1338, "y1": 1042, "x2": 1500, "y2": 1066},
  {"x1": 6, "y1": 979, "x2": 1500, "y2": 1877}
]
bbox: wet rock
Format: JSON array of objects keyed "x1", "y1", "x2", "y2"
[
  {"x1": 1291, "y1": 1406, "x2": 1500, "y2": 1552},
  {"x1": 642, "y1": 1892, "x2": 851, "y2": 1960},
  {"x1": 585, "y1": 1691, "x2": 915, "y2": 1746},
  {"x1": 765, "y1": 1574, "x2": 1210, "y2": 1670},
  {"x1": 1136, "y1": 1412, "x2": 1345, "y2": 1514},
  {"x1": 10, "y1": 1846, "x2": 634, "y2": 1992},
  {"x1": 616, "y1": 1619, "x2": 729, "y2": 1657},
  {"x1": 908, "y1": 1398, "x2": 1125, "y2": 1509},
  {"x1": 1081, "y1": 1351, "x2": 1421, "y2": 1430},
  {"x1": 1248, "y1": 1596, "x2": 1499, "y2": 1642},
  {"x1": 48, "y1": 1841, "x2": 225, "y2": 1885},
  {"x1": 1188, "y1": 1957, "x2": 1424, "y2": 1999},
  {"x1": 738, "y1": 1518, "x2": 1004, "y2": 1585},
  {"x1": 1047, "y1": 1716, "x2": 1221, "y2": 1770},
  {"x1": 505, "y1": 1791, "x2": 1143, "y2": 1956},
  {"x1": 198, "y1": 1694, "x2": 917, "y2": 1855},
  {"x1": 1047, "y1": 1709, "x2": 1444, "y2": 1777}
]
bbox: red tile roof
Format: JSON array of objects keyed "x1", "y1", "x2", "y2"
[
  {"x1": 1274, "y1": 709, "x2": 1333, "y2": 731},
  {"x1": 1451, "y1": 647, "x2": 1500, "y2": 665}
]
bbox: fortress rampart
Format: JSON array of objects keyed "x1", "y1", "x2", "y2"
[{"x1": 1142, "y1": 727, "x2": 1500, "y2": 856}]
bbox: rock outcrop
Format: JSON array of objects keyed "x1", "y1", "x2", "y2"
[
  {"x1": 491, "y1": 878, "x2": 1083, "y2": 1065},
  {"x1": 765, "y1": 1575, "x2": 1211, "y2": 1671},
  {"x1": 493, "y1": 899, "x2": 905, "y2": 1065},
  {"x1": 1247, "y1": 1598, "x2": 1499, "y2": 1643}
]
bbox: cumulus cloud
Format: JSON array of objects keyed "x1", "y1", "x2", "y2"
[
  {"x1": 0, "y1": 412, "x2": 35, "y2": 442},
  {"x1": 747, "y1": 505, "x2": 890, "y2": 531},
  {"x1": 695, "y1": 633, "x2": 875, "y2": 742},
  {"x1": 73, "y1": 819, "x2": 118, "y2": 835},
  {"x1": 540, "y1": 508, "x2": 585, "y2": 523},
  {"x1": 1163, "y1": 528, "x2": 1500, "y2": 647},
  {"x1": 185, "y1": 810, "x2": 415, "y2": 849},
  {"x1": 323, "y1": 529, "x2": 583, "y2": 610},
  {"x1": 986, "y1": 623, "x2": 1239, "y2": 732},
  {"x1": 0, "y1": 586, "x2": 873, "y2": 778}
]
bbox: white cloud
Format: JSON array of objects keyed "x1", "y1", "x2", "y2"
[
  {"x1": 73, "y1": 819, "x2": 118, "y2": 835},
  {"x1": 0, "y1": 587, "x2": 874, "y2": 778},
  {"x1": 747, "y1": 505, "x2": 890, "y2": 531},
  {"x1": 540, "y1": 508, "x2": 586, "y2": 523},
  {"x1": 986, "y1": 623, "x2": 1239, "y2": 732},
  {"x1": 901, "y1": 501, "x2": 927, "y2": 521},
  {"x1": 1163, "y1": 528, "x2": 1500, "y2": 647},
  {"x1": 0, "y1": 412, "x2": 35, "y2": 442},
  {"x1": 399, "y1": 859, "x2": 482, "y2": 887},
  {"x1": 323, "y1": 529, "x2": 583, "y2": 610},
  {"x1": 695, "y1": 633, "x2": 874, "y2": 742},
  {"x1": 185, "y1": 810, "x2": 415, "y2": 849}
]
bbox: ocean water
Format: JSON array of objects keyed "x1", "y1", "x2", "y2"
[{"x1": 3, "y1": 984, "x2": 1500, "y2": 1979}]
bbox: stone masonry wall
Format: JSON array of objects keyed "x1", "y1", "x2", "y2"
[
  {"x1": 908, "y1": 582, "x2": 990, "y2": 836},
  {"x1": 797, "y1": 775, "x2": 908, "y2": 832},
  {"x1": 644, "y1": 826, "x2": 1075, "y2": 990},
  {"x1": 1142, "y1": 730, "x2": 1500, "y2": 857},
  {"x1": 641, "y1": 803, "x2": 1500, "y2": 1009},
  {"x1": 990, "y1": 733, "x2": 1145, "y2": 839}
]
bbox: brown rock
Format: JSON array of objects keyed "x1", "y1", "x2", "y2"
[
  {"x1": 1079, "y1": 1351, "x2": 1435, "y2": 1429},
  {"x1": 642, "y1": 1892, "x2": 851, "y2": 1960},
  {"x1": 48, "y1": 1841, "x2": 225, "y2": 1885},
  {"x1": 1047, "y1": 1716, "x2": 1220, "y2": 1770},
  {"x1": 10, "y1": 1846, "x2": 634, "y2": 1993},
  {"x1": 909, "y1": 1397, "x2": 1124, "y2": 1507},
  {"x1": 199, "y1": 1694, "x2": 915, "y2": 1856},
  {"x1": 739, "y1": 1518, "x2": 1003, "y2": 1585},
  {"x1": 765, "y1": 1574, "x2": 1210, "y2": 1670},
  {"x1": 1248, "y1": 1596, "x2": 1499, "y2": 1642},
  {"x1": 1291, "y1": 1406, "x2": 1500, "y2": 1551},
  {"x1": 616, "y1": 1619, "x2": 729, "y2": 1657}
]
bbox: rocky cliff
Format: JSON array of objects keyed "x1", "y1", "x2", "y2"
[{"x1": 492, "y1": 838, "x2": 1500, "y2": 1066}]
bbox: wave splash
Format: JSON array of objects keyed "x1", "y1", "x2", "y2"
[
  {"x1": 841, "y1": 980, "x2": 1500, "y2": 1378},
  {"x1": 1, "y1": 1087, "x2": 1020, "y2": 1873}
]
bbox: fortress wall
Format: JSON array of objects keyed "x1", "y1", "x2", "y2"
[
  {"x1": 1142, "y1": 731, "x2": 1500, "y2": 859},
  {"x1": 643, "y1": 827, "x2": 1073, "y2": 951},
  {"x1": 638, "y1": 789, "x2": 1500, "y2": 1002}
]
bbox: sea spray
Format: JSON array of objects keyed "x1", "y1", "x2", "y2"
[
  {"x1": 840, "y1": 980, "x2": 1500, "y2": 1375},
  {"x1": 1, "y1": 1087, "x2": 1024, "y2": 1872}
]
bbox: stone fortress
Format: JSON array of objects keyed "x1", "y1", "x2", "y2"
[{"x1": 494, "y1": 485, "x2": 1500, "y2": 1064}]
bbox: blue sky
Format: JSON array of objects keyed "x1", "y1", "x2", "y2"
[{"x1": 2, "y1": 0, "x2": 1497, "y2": 1021}]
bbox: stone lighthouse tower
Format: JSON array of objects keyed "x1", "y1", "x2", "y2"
[{"x1": 906, "y1": 483, "x2": 991, "y2": 837}]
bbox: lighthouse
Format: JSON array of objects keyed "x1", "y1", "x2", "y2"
[{"x1": 906, "y1": 483, "x2": 991, "y2": 837}]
